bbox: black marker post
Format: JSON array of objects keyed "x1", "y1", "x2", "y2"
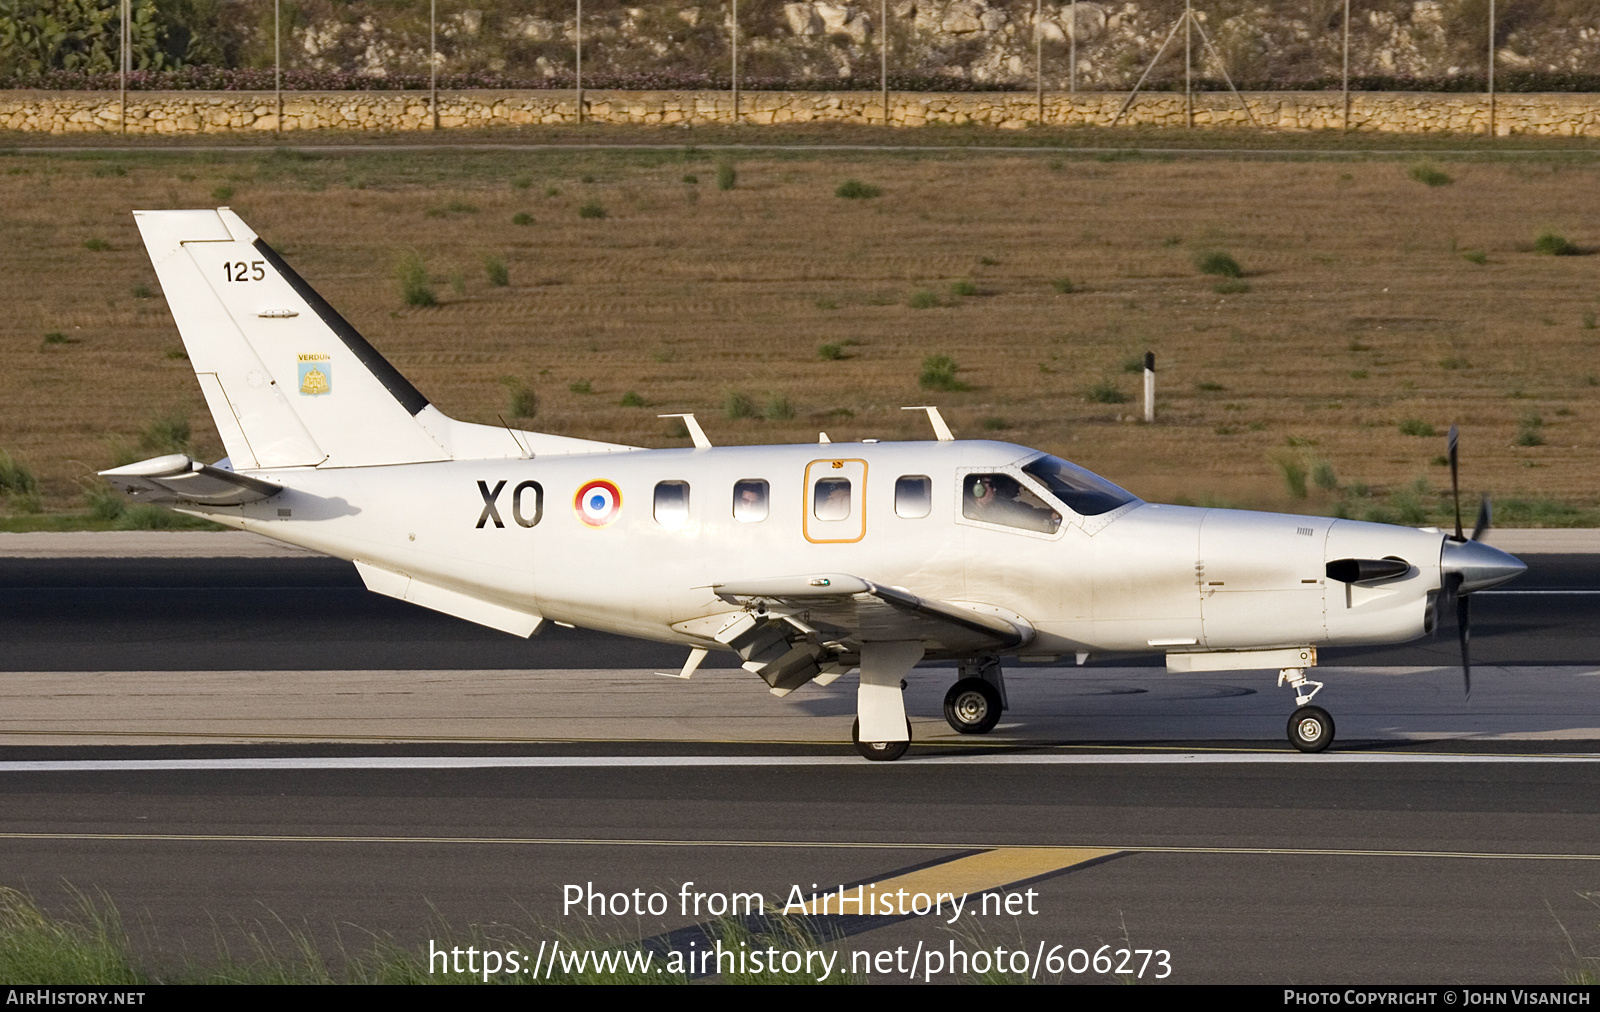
[{"x1": 1143, "y1": 351, "x2": 1155, "y2": 424}]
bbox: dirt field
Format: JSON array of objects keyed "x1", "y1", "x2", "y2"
[{"x1": 2, "y1": 139, "x2": 1598, "y2": 525}]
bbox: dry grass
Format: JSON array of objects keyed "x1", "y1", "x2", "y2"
[{"x1": 2, "y1": 145, "x2": 1598, "y2": 518}]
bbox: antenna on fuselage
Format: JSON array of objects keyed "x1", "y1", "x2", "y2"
[
  {"x1": 658, "y1": 413, "x2": 712, "y2": 449},
  {"x1": 902, "y1": 406, "x2": 954, "y2": 441}
]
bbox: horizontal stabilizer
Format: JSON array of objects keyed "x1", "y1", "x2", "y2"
[{"x1": 99, "y1": 455, "x2": 281, "y2": 506}]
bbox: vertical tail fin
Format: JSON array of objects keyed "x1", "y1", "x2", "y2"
[{"x1": 133, "y1": 208, "x2": 448, "y2": 469}]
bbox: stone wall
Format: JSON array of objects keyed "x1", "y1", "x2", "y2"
[{"x1": 2, "y1": 89, "x2": 1596, "y2": 136}]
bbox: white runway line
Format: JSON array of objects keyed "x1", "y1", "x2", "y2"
[{"x1": 3, "y1": 751, "x2": 1600, "y2": 772}]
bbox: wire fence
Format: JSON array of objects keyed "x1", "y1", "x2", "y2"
[{"x1": 4, "y1": 0, "x2": 1600, "y2": 131}]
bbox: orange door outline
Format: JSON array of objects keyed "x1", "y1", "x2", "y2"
[{"x1": 803, "y1": 458, "x2": 868, "y2": 544}]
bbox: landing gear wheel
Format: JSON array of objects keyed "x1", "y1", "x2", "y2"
[
  {"x1": 852, "y1": 718, "x2": 911, "y2": 762},
  {"x1": 1288, "y1": 705, "x2": 1335, "y2": 753},
  {"x1": 943, "y1": 678, "x2": 1002, "y2": 735}
]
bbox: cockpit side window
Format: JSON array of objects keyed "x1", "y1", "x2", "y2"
[
  {"x1": 1021, "y1": 455, "x2": 1138, "y2": 516},
  {"x1": 962, "y1": 473, "x2": 1061, "y2": 534}
]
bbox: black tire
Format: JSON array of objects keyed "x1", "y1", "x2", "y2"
[
  {"x1": 851, "y1": 718, "x2": 911, "y2": 761},
  {"x1": 1288, "y1": 705, "x2": 1335, "y2": 753},
  {"x1": 943, "y1": 678, "x2": 1002, "y2": 735}
]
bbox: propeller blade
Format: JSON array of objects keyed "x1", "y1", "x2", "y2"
[
  {"x1": 1456, "y1": 590, "x2": 1472, "y2": 699},
  {"x1": 1448, "y1": 424, "x2": 1463, "y2": 542},
  {"x1": 1471, "y1": 494, "x2": 1492, "y2": 543}
]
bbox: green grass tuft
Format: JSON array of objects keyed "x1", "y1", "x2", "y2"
[
  {"x1": 130, "y1": 284, "x2": 154, "y2": 299},
  {"x1": 483, "y1": 255, "x2": 510, "y2": 287},
  {"x1": 568, "y1": 379, "x2": 592, "y2": 395},
  {"x1": 139, "y1": 411, "x2": 191, "y2": 455},
  {"x1": 1277, "y1": 457, "x2": 1309, "y2": 498},
  {"x1": 1194, "y1": 250, "x2": 1243, "y2": 278},
  {"x1": 501, "y1": 377, "x2": 538, "y2": 419},
  {"x1": 1213, "y1": 279, "x2": 1250, "y2": 295},
  {"x1": 1050, "y1": 277, "x2": 1074, "y2": 294},
  {"x1": 950, "y1": 279, "x2": 979, "y2": 298},
  {"x1": 82, "y1": 238, "x2": 111, "y2": 252},
  {"x1": 1408, "y1": 163, "x2": 1453, "y2": 187},
  {"x1": 511, "y1": 212, "x2": 534, "y2": 226},
  {"x1": 619, "y1": 390, "x2": 646, "y2": 407},
  {"x1": 818, "y1": 343, "x2": 845, "y2": 361},
  {"x1": 908, "y1": 290, "x2": 939, "y2": 310},
  {"x1": 1085, "y1": 380, "x2": 1129, "y2": 404},
  {"x1": 396, "y1": 251, "x2": 436, "y2": 307},
  {"x1": 0, "y1": 449, "x2": 38, "y2": 498},
  {"x1": 918, "y1": 355, "x2": 967, "y2": 392},
  {"x1": 764, "y1": 396, "x2": 795, "y2": 421},
  {"x1": 835, "y1": 179, "x2": 881, "y2": 200},
  {"x1": 1533, "y1": 232, "x2": 1580, "y2": 256},
  {"x1": 1312, "y1": 459, "x2": 1339, "y2": 491},
  {"x1": 210, "y1": 184, "x2": 234, "y2": 202},
  {"x1": 578, "y1": 200, "x2": 608, "y2": 219},
  {"x1": 724, "y1": 391, "x2": 757, "y2": 420},
  {"x1": 1461, "y1": 249, "x2": 1488, "y2": 265},
  {"x1": 716, "y1": 163, "x2": 737, "y2": 191},
  {"x1": 1398, "y1": 418, "x2": 1437, "y2": 437}
]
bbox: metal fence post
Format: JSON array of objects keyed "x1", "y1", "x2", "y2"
[
  {"x1": 1341, "y1": 0, "x2": 1350, "y2": 131},
  {"x1": 274, "y1": 0, "x2": 282, "y2": 133},
  {"x1": 430, "y1": 0, "x2": 438, "y2": 129},
  {"x1": 1487, "y1": 0, "x2": 1497, "y2": 137},
  {"x1": 119, "y1": 0, "x2": 128, "y2": 134},
  {"x1": 881, "y1": 0, "x2": 889, "y2": 126}
]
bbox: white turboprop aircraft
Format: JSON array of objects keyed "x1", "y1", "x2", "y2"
[{"x1": 104, "y1": 209, "x2": 1528, "y2": 760}]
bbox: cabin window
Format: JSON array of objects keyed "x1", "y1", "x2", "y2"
[
  {"x1": 962, "y1": 473, "x2": 1061, "y2": 534},
  {"x1": 1021, "y1": 455, "x2": 1139, "y2": 516},
  {"x1": 813, "y1": 478, "x2": 852, "y2": 521},
  {"x1": 732, "y1": 479, "x2": 769, "y2": 523},
  {"x1": 895, "y1": 475, "x2": 932, "y2": 519},
  {"x1": 653, "y1": 480, "x2": 690, "y2": 528}
]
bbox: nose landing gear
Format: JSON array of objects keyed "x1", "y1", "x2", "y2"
[{"x1": 1280, "y1": 666, "x2": 1333, "y2": 753}]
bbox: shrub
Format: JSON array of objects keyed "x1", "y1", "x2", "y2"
[
  {"x1": 130, "y1": 284, "x2": 153, "y2": 299},
  {"x1": 1408, "y1": 163, "x2": 1453, "y2": 187},
  {"x1": 1050, "y1": 277, "x2": 1074, "y2": 294},
  {"x1": 1533, "y1": 232, "x2": 1579, "y2": 256},
  {"x1": 139, "y1": 411, "x2": 191, "y2": 454},
  {"x1": 0, "y1": 450, "x2": 37, "y2": 497},
  {"x1": 483, "y1": 256, "x2": 510, "y2": 287},
  {"x1": 619, "y1": 391, "x2": 646, "y2": 407},
  {"x1": 1398, "y1": 418, "x2": 1436, "y2": 437},
  {"x1": 578, "y1": 201, "x2": 608, "y2": 219},
  {"x1": 41, "y1": 332, "x2": 68, "y2": 346},
  {"x1": 908, "y1": 290, "x2": 939, "y2": 309},
  {"x1": 568, "y1": 379, "x2": 592, "y2": 394},
  {"x1": 396, "y1": 251, "x2": 436, "y2": 307},
  {"x1": 724, "y1": 391, "x2": 757, "y2": 420},
  {"x1": 511, "y1": 212, "x2": 533, "y2": 226},
  {"x1": 84, "y1": 482, "x2": 125, "y2": 522},
  {"x1": 1085, "y1": 380, "x2": 1129, "y2": 404},
  {"x1": 1312, "y1": 459, "x2": 1339, "y2": 491},
  {"x1": 1516, "y1": 428, "x2": 1546, "y2": 447},
  {"x1": 82, "y1": 238, "x2": 111, "y2": 252},
  {"x1": 835, "y1": 179, "x2": 881, "y2": 200},
  {"x1": 950, "y1": 280, "x2": 979, "y2": 298},
  {"x1": 210, "y1": 185, "x2": 234, "y2": 201},
  {"x1": 1277, "y1": 458, "x2": 1309, "y2": 499},
  {"x1": 764, "y1": 396, "x2": 794, "y2": 421},
  {"x1": 501, "y1": 378, "x2": 538, "y2": 418},
  {"x1": 1461, "y1": 249, "x2": 1488, "y2": 265},
  {"x1": 919, "y1": 355, "x2": 967, "y2": 392},
  {"x1": 1194, "y1": 250, "x2": 1243, "y2": 278},
  {"x1": 716, "y1": 163, "x2": 736, "y2": 191},
  {"x1": 818, "y1": 343, "x2": 845, "y2": 360}
]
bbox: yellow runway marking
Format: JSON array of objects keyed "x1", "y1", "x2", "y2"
[{"x1": 787, "y1": 847, "x2": 1121, "y2": 914}]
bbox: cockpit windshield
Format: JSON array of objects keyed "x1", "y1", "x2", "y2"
[{"x1": 1020, "y1": 455, "x2": 1139, "y2": 517}]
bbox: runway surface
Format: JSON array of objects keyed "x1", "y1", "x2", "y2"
[{"x1": 2, "y1": 549, "x2": 1599, "y2": 983}]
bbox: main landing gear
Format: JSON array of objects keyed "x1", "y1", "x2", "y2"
[
  {"x1": 1280, "y1": 666, "x2": 1334, "y2": 753},
  {"x1": 853, "y1": 642, "x2": 924, "y2": 761},
  {"x1": 942, "y1": 656, "x2": 1008, "y2": 735}
]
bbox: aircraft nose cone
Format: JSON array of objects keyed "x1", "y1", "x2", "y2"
[{"x1": 1440, "y1": 538, "x2": 1527, "y2": 593}]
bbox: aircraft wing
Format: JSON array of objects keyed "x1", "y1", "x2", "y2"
[
  {"x1": 708, "y1": 573, "x2": 1031, "y2": 654},
  {"x1": 99, "y1": 454, "x2": 281, "y2": 506}
]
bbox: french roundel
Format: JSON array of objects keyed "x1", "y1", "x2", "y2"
[{"x1": 574, "y1": 480, "x2": 623, "y2": 527}]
